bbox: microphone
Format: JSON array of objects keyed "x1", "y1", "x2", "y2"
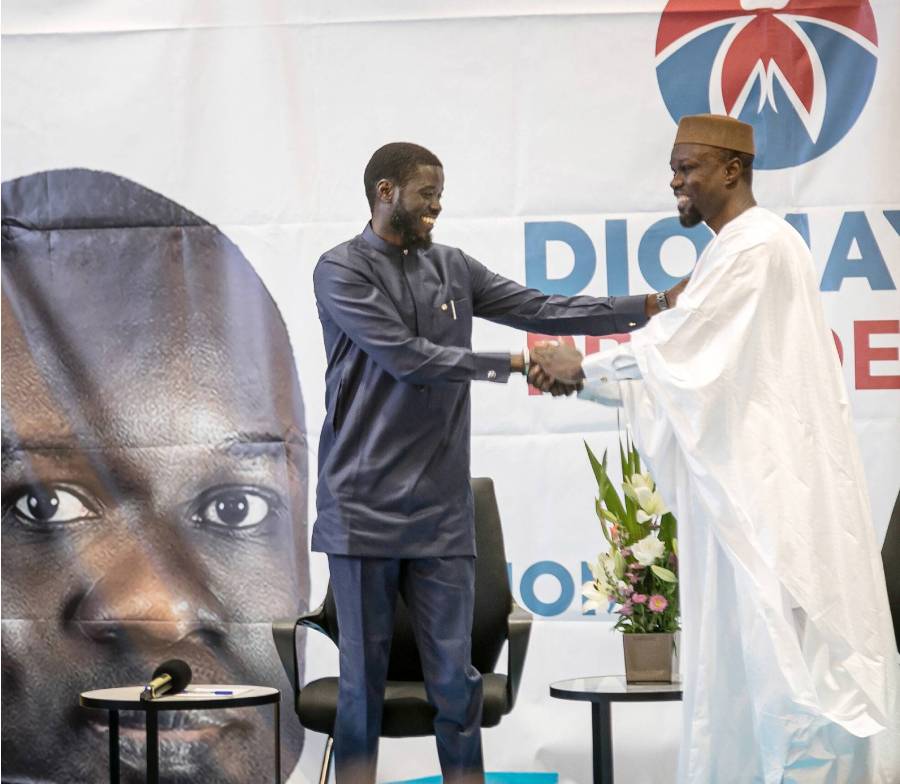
[{"x1": 140, "y1": 659, "x2": 192, "y2": 701}]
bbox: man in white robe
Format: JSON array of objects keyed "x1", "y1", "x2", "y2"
[{"x1": 531, "y1": 114, "x2": 898, "y2": 783}]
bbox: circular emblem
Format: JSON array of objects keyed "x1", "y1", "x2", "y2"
[{"x1": 655, "y1": 0, "x2": 878, "y2": 169}]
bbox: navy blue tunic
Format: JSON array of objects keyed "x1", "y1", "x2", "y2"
[{"x1": 312, "y1": 224, "x2": 647, "y2": 557}]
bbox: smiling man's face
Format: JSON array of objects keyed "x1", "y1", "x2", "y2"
[
  {"x1": 388, "y1": 163, "x2": 443, "y2": 249},
  {"x1": 669, "y1": 142, "x2": 730, "y2": 228},
  {"x1": 1, "y1": 171, "x2": 308, "y2": 782}
]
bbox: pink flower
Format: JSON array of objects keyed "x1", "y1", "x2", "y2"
[
  {"x1": 648, "y1": 595, "x2": 668, "y2": 613},
  {"x1": 619, "y1": 602, "x2": 634, "y2": 616},
  {"x1": 627, "y1": 573, "x2": 641, "y2": 584},
  {"x1": 632, "y1": 593, "x2": 648, "y2": 604}
]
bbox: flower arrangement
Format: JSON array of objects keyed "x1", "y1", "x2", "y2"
[{"x1": 582, "y1": 437, "x2": 680, "y2": 634}]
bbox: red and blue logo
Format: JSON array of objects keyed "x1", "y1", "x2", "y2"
[{"x1": 655, "y1": 1, "x2": 878, "y2": 169}]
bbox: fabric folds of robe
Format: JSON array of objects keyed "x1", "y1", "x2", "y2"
[{"x1": 583, "y1": 207, "x2": 898, "y2": 783}]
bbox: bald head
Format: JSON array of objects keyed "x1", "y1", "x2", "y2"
[{"x1": 2, "y1": 169, "x2": 304, "y2": 452}]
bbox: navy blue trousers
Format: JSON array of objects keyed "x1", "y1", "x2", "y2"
[{"x1": 327, "y1": 555, "x2": 484, "y2": 784}]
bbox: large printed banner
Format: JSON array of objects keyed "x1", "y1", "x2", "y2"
[{"x1": 2, "y1": 2, "x2": 898, "y2": 783}]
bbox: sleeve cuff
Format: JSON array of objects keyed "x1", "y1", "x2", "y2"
[
  {"x1": 578, "y1": 379, "x2": 624, "y2": 407},
  {"x1": 474, "y1": 353, "x2": 513, "y2": 383},
  {"x1": 582, "y1": 351, "x2": 618, "y2": 383},
  {"x1": 612, "y1": 294, "x2": 648, "y2": 332},
  {"x1": 583, "y1": 344, "x2": 641, "y2": 382}
]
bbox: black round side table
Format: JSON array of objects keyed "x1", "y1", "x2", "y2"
[
  {"x1": 79, "y1": 685, "x2": 281, "y2": 783},
  {"x1": 550, "y1": 675, "x2": 682, "y2": 784}
]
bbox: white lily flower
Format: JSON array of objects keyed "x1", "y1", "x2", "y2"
[
  {"x1": 586, "y1": 558, "x2": 613, "y2": 594},
  {"x1": 582, "y1": 580, "x2": 610, "y2": 613},
  {"x1": 634, "y1": 485, "x2": 667, "y2": 517},
  {"x1": 631, "y1": 533, "x2": 665, "y2": 566},
  {"x1": 631, "y1": 471, "x2": 654, "y2": 490},
  {"x1": 599, "y1": 552, "x2": 618, "y2": 581}
]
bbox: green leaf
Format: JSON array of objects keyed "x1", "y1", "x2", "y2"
[
  {"x1": 595, "y1": 499, "x2": 614, "y2": 546},
  {"x1": 598, "y1": 507, "x2": 619, "y2": 524},
  {"x1": 613, "y1": 550, "x2": 626, "y2": 578},
  {"x1": 619, "y1": 439, "x2": 630, "y2": 480},
  {"x1": 585, "y1": 441, "x2": 628, "y2": 523},
  {"x1": 601, "y1": 475, "x2": 627, "y2": 524},
  {"x1": 651, "y1": 565, "x2": 677, "y2": 583},
  {"x1": 613, "y1": 439, "x2": 643, "y2": 537},
  {"x1": 584, "y1": 441, "x2": 608, "y2": 489},
  {"x1": 659, "y1": 512, "x2": 677, "y2": 551}
]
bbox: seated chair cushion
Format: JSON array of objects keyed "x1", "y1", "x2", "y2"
[{"x1": 297, "y1": 673, "x2": 509, "y2": 736}]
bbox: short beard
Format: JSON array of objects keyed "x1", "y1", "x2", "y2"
[
  {"x1": 677, "y1": 205, "x2": 704, "y2": 228},
  {"x1": 390, "y1": 203, "x2": 432, "y2": 250}
]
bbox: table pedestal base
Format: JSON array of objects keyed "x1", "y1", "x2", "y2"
[{"x1": 592, "y1": 702, "x2": 614, "y2": 783}]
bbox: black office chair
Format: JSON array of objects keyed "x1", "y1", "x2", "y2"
[
  {"x1": 883, "y1": 490, "x2": 900, "y2": 654},
  {"x1": 272, "y1": 477, "x2": 532, "y2": 784}
]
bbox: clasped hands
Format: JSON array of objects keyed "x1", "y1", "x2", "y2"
[
  {"x1": 525, "y1": 277, "x2": 690, "y2": 396},
  {"x1": 526, "y1": 341, "x2": 586, "y2": 396}
]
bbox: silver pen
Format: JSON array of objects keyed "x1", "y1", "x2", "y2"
[{"x1": 450, "y1": 299, "x2": 457, "y2": 320}]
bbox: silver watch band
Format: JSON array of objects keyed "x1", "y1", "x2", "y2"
[{"x1": 656, "y1": 290, "x2": 670, "y2": 311}]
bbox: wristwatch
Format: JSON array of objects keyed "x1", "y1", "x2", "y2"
[{"x1": 655, "y1": 290, "x2": 670, "y2": 311}]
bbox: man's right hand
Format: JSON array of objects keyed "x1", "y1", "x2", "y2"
[
  {"x1": 530, "y1": 341, "x2": 585, "y2": 385},
  {"x1": 527, "y1": 362, "x2": 583, "y2": 396}
]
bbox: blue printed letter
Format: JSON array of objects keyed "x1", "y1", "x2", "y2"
[
  {"x1": 637, "y1": 217, "x2": 711, "y2": 291},
  {"x1": 519, "y1": 560, "x2": 575, "y2": 617},
  {"x1": 820, "y1": 212, "x2": 895, "y2": 291},
  {"x1": 525, "y1": 221, "x2": 596, "y2": 295}
]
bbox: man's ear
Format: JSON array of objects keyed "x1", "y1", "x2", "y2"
[
  {"x1": 723, "y1": 157, "x2": 743, "y2": 188},
  {"x1": 376, "y1": 178, "x2": 395, "y2": 204}
]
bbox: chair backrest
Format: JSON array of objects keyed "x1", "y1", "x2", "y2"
[
  {"x1": 317, "y1": 477, "x2": 513, "y2": 680},
  {"x1": 469, "y1": 477, "x2": 515, "y2": 674},
  {"x1": 883, "y1": 490, "x2": 900, "y2": 653}
]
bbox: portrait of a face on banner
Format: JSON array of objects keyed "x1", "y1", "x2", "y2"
[{"x1": 1, "y1": 169, "x2": 309, "y2": 782}]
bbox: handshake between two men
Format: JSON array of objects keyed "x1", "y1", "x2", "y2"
[{"x1": 522, "y1": 275, "x2": 690, "y2": 397}]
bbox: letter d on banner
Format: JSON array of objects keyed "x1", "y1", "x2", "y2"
[{"x1": 525, "y1": 221, "x2": 595, "y2": 295}]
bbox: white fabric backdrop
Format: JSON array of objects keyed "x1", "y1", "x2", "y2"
[{"x1": 3, "y1": 2, "x2": 898, "y2": 782}]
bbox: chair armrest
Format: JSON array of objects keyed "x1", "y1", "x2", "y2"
[
  {"x1": 272, "y1": 600, "x2": 331, "y2": 697},
  {"x1": 272, "y1": 618, "x2": 302, "y2": 696},
  {"x1": 505, "y1": 600, "x2": 532, "y2": 710}
]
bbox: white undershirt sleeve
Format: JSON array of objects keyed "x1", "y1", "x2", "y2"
[{"x1": 578, "y1": 344, "x2": 641, "y2": 407}]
